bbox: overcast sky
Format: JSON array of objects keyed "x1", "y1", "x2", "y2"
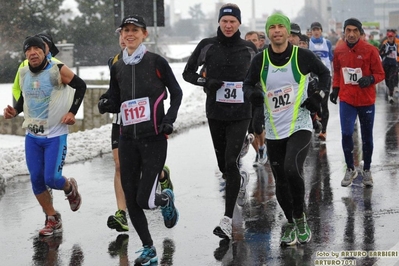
[
  {"x1": 62, "y1": 0, "x2": 305, "y2": 25},
  {"x1": 166, "y1": 0, "x2": 305, "y2": 22}
]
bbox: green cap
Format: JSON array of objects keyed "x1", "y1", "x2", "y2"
[{"x1": 265, "y1": 13, "x2": 291, "y2": 35}]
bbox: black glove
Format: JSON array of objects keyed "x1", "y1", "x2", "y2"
[
  {"x1": 204, "y1": 78, "x2": 224, "y2": 93},
  {"x1": 98, "y1": 98, "x2": 112, "y2": 114},
  {"x1": 159, "y1": 123, "x2": 173, "y2": 135},
  {"x1": 252, "y1": 106, "x2": 265, "y2": 135},
  {"x1": 249, "y1": 89, "x2": 264, "y2": 107},
  {"x1": 358, "y1": 75, "x2": 374, "y2": 88},
  {"x1": 308, "y1": 76, "x2": 318, "y2": 95},
  {"x1": 301, "y1": 92, "x2": 322, "y2": 113},
  {"x1": 330, "y1": 88, "x2": 339, "y2": 104}
]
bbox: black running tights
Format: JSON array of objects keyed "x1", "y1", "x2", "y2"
[
  {"x1": 266, "y1": 130, "x2": 311, "y2": 222},
  {"x1": 208, "y1": 118, "x2": 251, "y2": 218}
]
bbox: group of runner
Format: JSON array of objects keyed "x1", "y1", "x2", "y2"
[{"x1": 2, "y1": 2, "x2": 386, "y2": 265}]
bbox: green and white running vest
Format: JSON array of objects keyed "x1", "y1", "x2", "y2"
[{"x1": 260, "y1": 46, "x2": 312, "y2": 140}]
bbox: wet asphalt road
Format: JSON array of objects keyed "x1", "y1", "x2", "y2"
[{"x1": 1, "y1": 89, "x2": 399, "y2": 266}]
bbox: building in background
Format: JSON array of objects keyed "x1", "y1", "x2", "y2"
[
  {"x1": 305, "y1": 0, "x2": 399, "y2": 32},
  {"x1": 387, "y1": 9, "x2": 399, "y2": 29},
  {"x1": 305, "y1": 0, "x2": 332, "y2": 28},
  {"x1": 375, "y1": 0, "x2": 399, "y2": 30}
]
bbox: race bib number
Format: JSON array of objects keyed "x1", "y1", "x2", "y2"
[
  {"x1": 387, "y1": 50, "x2": 397, "y2": 59},
  {"x1": 216, "y1": 81, "x2": 244, "y2": 103},
  {"x1": 120, "y1": 97, "x2": 151, "y2": 126},
  {"x1": 266, "y1": 85, "x2": 294, "y2": 113},
  {"x1": 24, "y1": 118, "x2": 49, "y2": 135},
  {"x1": 342, "y1": 67, "x2": 363, "y2": 85}
]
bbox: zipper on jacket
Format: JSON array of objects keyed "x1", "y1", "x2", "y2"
[{"x1": 132, "y1": 65, "x2": 137, "y2": 139}]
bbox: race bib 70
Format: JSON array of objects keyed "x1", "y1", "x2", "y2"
[{"x1": 342, "y1": 67, "x2": 363, "y2": 85}]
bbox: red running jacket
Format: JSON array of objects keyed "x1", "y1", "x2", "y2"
[{"x1": 333, "y1": 40, "x2": 385, "y2": 107}]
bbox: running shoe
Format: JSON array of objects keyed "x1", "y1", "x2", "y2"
[
  {"x1": 213, "y1": 216, "x2": 232, "y2": 239},
  {"x1": 39, "y1": 213, "x2": 62, "y2": 236},
  {"x1": 362, "y1": 170, "x2": 373, "y2": 187},
  {"x1": 280, "y1": 222, "x2": 297, "y2": 246},
  {"x1": 257, "y1": 144, "x2": 268, "y2": 165},
  {"x1": 161, "y1": 189, "x2": 179, "y2": 228},
  {"x1": 294, "y1": 213, "x2": 312, "y2": 244},
  {"x1": 341, "y1": 168, "x2": 358, "y2": 187},
  {"x1": 45, "y1": 211, "x2": 61, "y2": 225},
  {"x1": 134, "y1": 245, "x2": 158, "y2": 265},
  {"x1": 107, "y1": 209, "x2": 129, "y2": 232},
  {"x1": 65, "y1": 178, "x2": 82, "y2": 211},
  {"x1": 160, "y1": 165, "x2": 173, "y2": 191},
  {"x1": 237, "y1": 170, "x2": 249, "y2": 206},
  {"x1": 240, "y1": 133, "x2": 255, "y2": 158}
]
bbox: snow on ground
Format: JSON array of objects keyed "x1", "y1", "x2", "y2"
[{"x1": 0, "y1": 62, "x2": 206, "y2": 180}]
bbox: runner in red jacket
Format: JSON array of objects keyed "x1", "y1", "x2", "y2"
[{"x1": 330, "y1": 18, "x2": 385, "y2": 188}]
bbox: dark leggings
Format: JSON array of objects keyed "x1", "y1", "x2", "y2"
[
  {"x1": 383, "y1": 64, "x2": 398, "y2": 96},
  {"x1": 339, "y1": 102, "x2": 374, "y2": 170},
  {"x1": 319, "y1": 78, "x2": 331, "y2": 133},
  {"x1": 320, "y1": 90, "x2": 330, "y2": 133},
  {"x1": 119, "y1": 135, "x2": 167, "y2": 247},
  {"x1": 267, "y1": 130, "x2": 311, "y2": 222},
  {"x1": 208, "y1": 118, "x2": 251, "y2": 218}
]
